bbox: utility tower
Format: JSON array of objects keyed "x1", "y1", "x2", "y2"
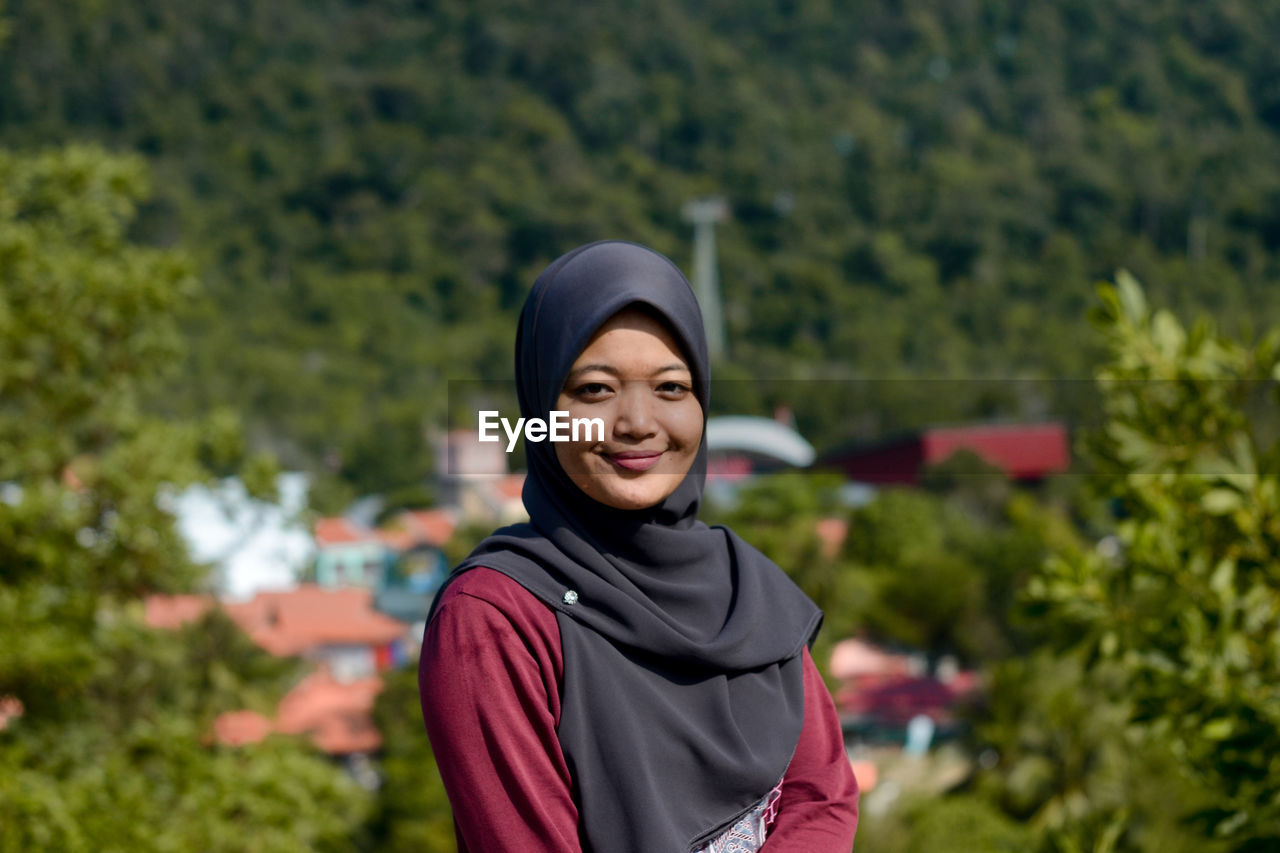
[{"x1": 682, "y1": 197, "x2": 729, "y2": 360}]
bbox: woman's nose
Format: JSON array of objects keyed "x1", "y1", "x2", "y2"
[{"x1": 612, "y1": 383, "x2": 658, "y2": 439}]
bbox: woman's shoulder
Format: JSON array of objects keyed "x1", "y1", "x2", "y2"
[
  {"x1": 425, "y1": 566, "x2": 566, "y2": 707},
  {"x1": 433, "y1": 566, "x2": 560, "y2": 634}
]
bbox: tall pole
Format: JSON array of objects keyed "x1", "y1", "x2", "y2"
[{"x1": 682, "y1": 197, "x2": 729, "y2": 361}]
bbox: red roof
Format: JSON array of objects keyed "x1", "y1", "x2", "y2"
[
  {"x1": 212, "y1": 709, "x2": 273, "y2": 747},
  {"x1": 820, "y1": 421, "x2": 1069, "y2": 484},
  {"x1": 209, "y1": 673, "x2": 386, "y2": 755},
  {"x1": 144, "y1": 594, "x2": 215, "y2": 630},
  {"x1": 275, "y1": 669, "x2": 384, "y2": 754},
  {"x1": 707, "y1": 454, "x2": 754, "y2": 481},
  {"x1": 496, "y1": 473, "x2": 525, "y2": 501},
  {"x1": 374, "y1": 528, "x2": 416, "y2": 551},
  {"x1": 392, "y1": 509, "x2": 456, "y2": 547},
  {"x1": 835, "y1": 674, "x2": 959, "y2": 726},
  {"x1": 223, "y1": 585, "x2": 407, "y2": 656},
  {"x1": 314, "y1": 517, "x2": 378, "y2": 547},
  {"x1": 834, "y1": 664, "x2": 984, "y2": 729},
  {"x1": 921, "y1": 423, "x2": 1069, "y2": 480},
  {"x1": 146, "y1": 589, "x2": 402, "y2": 757}
]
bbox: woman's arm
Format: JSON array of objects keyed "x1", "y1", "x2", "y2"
[
  {"x1": 762, "y1": 647, "x2": 860, "y2": 852},
  {"x1": 419, "y1": 574, "x2": 583, "y2": 853}
]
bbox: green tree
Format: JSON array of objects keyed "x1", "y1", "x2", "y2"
[
  {"x1": 7, "y1": 0, "x2": 1280, "y2": 487},
  {"x1": 365, "y1": 666, "x2": 457, "y2": 853},
  {"x1": 0, "y1": 146, "x2": 368, "y2": 850},
  {"x1": 838, "y1": 485, "x2": 1056, "y2": 663},
  {"x1": 1029, "y1": 273, "x2": 1280, "y2": 848}
]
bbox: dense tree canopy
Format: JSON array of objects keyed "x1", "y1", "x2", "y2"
[
  {"x1": 0, "y1": 146, "x2": 368, "y2": 851},
  {"x1": 1028, "y1": 276, "x2": 1280, "y2": 848},
  {"x1": 4, "y1": 0, "x2": 1280, "y2": 494}
]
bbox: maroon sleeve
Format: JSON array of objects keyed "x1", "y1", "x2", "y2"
[
  {"x1": 419, "y1": 569, "x2": 582, "y2": 853},
  {"x1": 762, "y1": 647, "x2": 860, "y2": 852}
]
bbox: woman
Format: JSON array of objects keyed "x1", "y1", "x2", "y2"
[{"x1": 419, "y1": 240, "x2": 859, "y2": 852}]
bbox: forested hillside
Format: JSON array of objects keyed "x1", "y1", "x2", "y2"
[{"x1": 4, "y1": 0, "x2": 1280, "y2": 495}]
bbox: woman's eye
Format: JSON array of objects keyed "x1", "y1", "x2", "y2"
[
  {"x1": 657, "y1": 381, "x2": 691, "y2": 398},
  {"x1": 572, "y1": 382, "x2": 613, "y2": 400}
]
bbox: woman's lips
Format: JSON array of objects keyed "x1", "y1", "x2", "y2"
[{"x1": 607, "y1": 451, "x2": 663, "y2": 472}]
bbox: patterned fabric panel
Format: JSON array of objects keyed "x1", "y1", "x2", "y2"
[{"x1": 694, "y1": 780, "x2": 784, "y2": 853}]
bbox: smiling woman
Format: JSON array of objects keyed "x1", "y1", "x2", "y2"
[
  {"x1": 419, "y1": 241, "x2": 859, "y2": 853},
  {"x1": 554, "y1": 307, "x2": 704, "y2": 510}
]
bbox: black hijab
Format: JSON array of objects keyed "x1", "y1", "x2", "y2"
[{"x1": 432, "y1": 240, "x2": 823, "y2": 852}]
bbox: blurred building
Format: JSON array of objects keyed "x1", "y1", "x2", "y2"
[
  {"x1": 816, "y1": 421, "x2": 1069, "y2": 485},
  {"x1": 370, "y1": 509, "x2": 457, "y2": 623},
  {"x1": 311, "y1": 508, "x2": 457, "y2": 623},
  {"x1": 828, "y1": 638, "x2": 981, "y2": 744},
  {"x1": 222, "y1": 585, "x2": 409, "y2": 680},
  {"x1": 435, "y1": 429, "x2": 526, "y2": 522},
  {"x1": 274, "y1": 668, "x2": 385, "y2": 757},
  {"x1": 312, "y1": 517, "x2": 388, "y2": 588},
  {"x1": 145, "y1": 585, "x2": 412, "y2": 759},
  {"x1": 705, "y1": 415, "x2": 817, "y2": 481}
]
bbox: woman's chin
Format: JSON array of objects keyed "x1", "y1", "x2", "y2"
[{"x1": 579, "y1": 474, "x2": 683, "y2": 511}]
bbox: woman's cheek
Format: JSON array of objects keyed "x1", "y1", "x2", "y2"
[{"x1": 669, "y1": 401, "x2": 705, "y2": 449}]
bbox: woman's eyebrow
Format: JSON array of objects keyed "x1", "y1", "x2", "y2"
[
  {"x1": 565, "y1": 363, "x2": 621, "y2": 381},
  {"x1": 651, "y1": 363, "x2": 690, "y2": 376},
  {"x1": 565, "y1": 363, "x2": 690, "y2": 382}
]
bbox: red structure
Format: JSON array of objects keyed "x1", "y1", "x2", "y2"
[
  {"x1": 818, "y1": 421, "x2": 1069, "y2": 484},
  {"x1": 274, "y1": 669, "x2": 385, "y2": 755},
  {"x1": 221, "y1": 585, "x2": 405, "y2": 659},
  {"x1": 828, "y1": 639, "x2": 982, "y2": 736},
  {"x1": 145, "y1": 586, "x2": 409, "y2": 754}
]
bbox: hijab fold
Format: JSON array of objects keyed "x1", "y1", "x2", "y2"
[{"x1": 429, "y1": 241, "x2": 822, "y2": 853}]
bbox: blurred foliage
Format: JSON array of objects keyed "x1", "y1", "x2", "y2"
[
  {"x1": 840, "y1": 485, "x2": 1056, "y2": 661},
  {"x1": 365, "y1": 666, "x2": 456, "y2": 853},
  {"x1": 712, "y1": 272, "x2": 1280, "y2": 850},
  {"x1": 1026, "y1": 274, "x2": 1280, "y2": 848},
  {"x1": 374, "y1": 483, "x2": 439, "y2": 525},
  {"x1": 441, "y1": 519, "x2": 507, "y2": 568},
  {"x1": 5, "y1": 1, "x2": 1280, "y2": 847},
  {"x1": 972, "y1": 650, "x2": 1229, "y2": 853},
  {"x1": 707, "y1": 468, "x2": 1080, "y2": 671},
  {"x1": 5, "y1": 0, "x2": 1280, "y2": 488},
  {"x1": 0, "y1": 146, "x2": 367, "y2": 849},
  {"x1": 0, "y1": 611, "x2": 367, "y2": 853},
  {"x1": 855, "y1": 792, "x2": 1034, "y2": 853}
]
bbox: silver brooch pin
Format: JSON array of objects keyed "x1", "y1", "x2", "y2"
[{"x1": 562, "y1": 590, "x2": 580, "y2": 606}]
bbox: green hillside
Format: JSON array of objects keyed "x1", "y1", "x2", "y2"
[{"x1": 4, "y1": 0, "x2": 1280, "y2": 494}]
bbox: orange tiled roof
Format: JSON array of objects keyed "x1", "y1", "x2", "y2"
[
  {"x1": 147, "y1": 589, "x2": 401, "y2": 757},
  {"x1": 375, "y1": 528, "x2": 417, "y2": 551},
  {"x1": 496, "y1": 473, "x2": 525, "y2": 501},
  {"x1": 314, "y1": 517, "x2": 377, "y2": 547},
  {"x1": 213, "y1": 709, "x2": 273, "y2": 747},
  {"x1": 395, "y1": 509, "x2": 456, "y2": 547},
  {"x1": 211, "y1": 673, "x2": 387, "y2": 755},
  {"x1": 275, "y1": 669, "x2": 384, "y2": 754},
  {"x1": 144, "y1": 594, "x2": 215, "y2": 630},
  {"x1": 222, "y1": 585, "x2": 407, "y2": 657}
]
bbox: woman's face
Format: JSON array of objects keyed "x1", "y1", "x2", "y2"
[{"x1": 554, "y1": 307, "x2": 704, "y2": 511}]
